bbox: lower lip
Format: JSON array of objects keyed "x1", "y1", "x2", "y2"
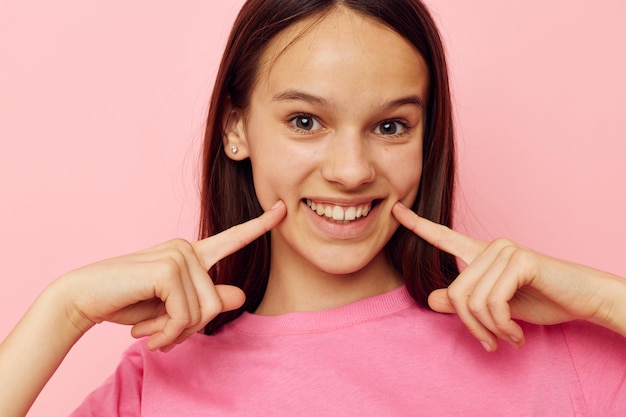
[{"x1": 303, "y1": 201, "x2": 380, "y2": 240}]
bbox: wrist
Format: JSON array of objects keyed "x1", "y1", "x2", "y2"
[
  {"x1": 0, "y1": 277, "x2": 93, "y2": 416},
  {"x1": 44, "y1": 275, "x2": 97, "y2": 337},
  {"x1": 588, "y1": 272, "x2": 626, "y2": 337}
]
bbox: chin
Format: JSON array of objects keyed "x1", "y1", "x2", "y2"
[{"x1": 308, "y1": 251, "x2": 383, "y2": 277}]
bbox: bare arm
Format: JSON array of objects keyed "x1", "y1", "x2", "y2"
[
  {"x1": 0, "y1": 282, "x2": 86, "y2": 417},
  {"x1": 392, "y1": 202, "x2": 626, "y2": 351},
  {"x1": 0, "y1": 201, "x2": 286, "y2": 417}
]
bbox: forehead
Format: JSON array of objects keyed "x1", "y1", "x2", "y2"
[{"x1": 252, "y1": 7, "x2": 429, "y2": 106}]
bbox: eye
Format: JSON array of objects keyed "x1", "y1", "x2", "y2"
[
  {"x1": 373, "y1": 120, "x2": 409, "y2": 136},
  {"x1": 288, "y1": 113, "x2": 323, "y2": 133}
]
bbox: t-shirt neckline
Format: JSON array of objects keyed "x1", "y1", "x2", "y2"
[{"x1": 231, "y1": 285, "x2": 415, "y2": 336}]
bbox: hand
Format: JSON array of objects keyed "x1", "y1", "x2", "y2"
[
  {"x1": 392, "y1": 202, "x2": 625, "y2": 352},
  {"x1": 56, "y1": 201, "x2": 287, "y2": 352}
]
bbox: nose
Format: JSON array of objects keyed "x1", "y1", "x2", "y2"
[{"x1": 321, "y1": 130, "x2": 375, "y2": 189}]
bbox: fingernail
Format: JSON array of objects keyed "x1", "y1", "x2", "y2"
[
  {"x1": 509, "y1": 334, "x2": 521, "y2": 344},
  {"x1": 271, "y1": 200, "x2": 283, "y2": 210},
  {"x1": 481, "y1": 340, "x2": 492, "y2": 352}
]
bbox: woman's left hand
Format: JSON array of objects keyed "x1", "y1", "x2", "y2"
[{"x1": 392, "y1": 202, "x2": 626, "y2": 352}]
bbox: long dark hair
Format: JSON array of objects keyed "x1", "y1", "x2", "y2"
[{"x1": 200, "y1": 0, "x2": 458, "y2": 334}]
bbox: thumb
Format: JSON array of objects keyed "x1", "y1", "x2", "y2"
[
  {"x1": 215, "y1": 285, "x2": 246, "y2": 312},
  {"x1": 428, "y1": 289, "x2": 456, "y2": 314}
]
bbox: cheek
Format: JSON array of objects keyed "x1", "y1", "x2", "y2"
[
  {"x1": 383, "y1": 147, "x2": 423, "y2": 201},
  {"x1": 248, "y1": 143, "x2": 307, "y2": 211},
  {"x1": 243, "y1": 117, "x2": 291, "y2": 210},
  {"x1": 398, "y1": 169, "x2": 422, "y2": 205},
  {"x1": 249, "y1": 154, "x2": 285, "y2": 211}
]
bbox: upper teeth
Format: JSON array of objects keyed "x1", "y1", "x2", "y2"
[{"x1": 306, "y1": 199, "x2": 372, "y2": 222}]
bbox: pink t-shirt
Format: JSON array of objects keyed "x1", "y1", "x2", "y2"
[{"x1": 71, "y1": 286, "x2": 626, "y2": 416}]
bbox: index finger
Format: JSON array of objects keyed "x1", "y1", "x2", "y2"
[
  {"x1": 192, "y1": 200, "x2": 287, "y2": 268},
  {"x1": 392, "y1": 202, "x2": 486, "y2": 264}
]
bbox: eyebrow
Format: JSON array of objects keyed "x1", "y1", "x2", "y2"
[
  {"x1": 271, "y1": 89, "x2": 424, "y2": 111},
  {"x1": 272, "y1": 90, "x2": 332, "y2": 107}
]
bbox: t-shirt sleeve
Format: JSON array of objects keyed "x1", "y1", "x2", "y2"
[
  {"x1": 562, "y1": 320, "x2": 626, "y2": 417},
  {"x1": 68, "y1": 341, "x2": 145, "y2": 417}
]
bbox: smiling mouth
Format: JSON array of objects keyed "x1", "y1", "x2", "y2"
[{"x1": 305, "y1": 199, "x2": 376, "y2": 223}]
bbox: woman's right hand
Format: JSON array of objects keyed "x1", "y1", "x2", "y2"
[
  {"x1": 53, "y1": 200, "x2": 287, "y2": 352},
  {"x1": 0, "y1": 201, "x2": 286, "y2": 417}
]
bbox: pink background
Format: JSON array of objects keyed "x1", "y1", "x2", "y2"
[{"x1": 1, "y1": 1, "x2": 624, "y2": 415}]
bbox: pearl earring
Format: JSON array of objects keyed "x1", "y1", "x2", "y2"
[{"x1": 230, "y1": 145, "x2": 238, "y2": 154}]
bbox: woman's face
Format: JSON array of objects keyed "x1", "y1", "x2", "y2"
[{"x1": 226, "y1": 8, "x2": 428, "y2": 279}]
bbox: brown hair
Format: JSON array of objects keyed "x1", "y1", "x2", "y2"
[{"x1": 200, "y1": 0, "x2": 458, "y2": 334}]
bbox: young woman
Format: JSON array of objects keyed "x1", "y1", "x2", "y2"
[{"x1": 1, "y1": 0, "x2": 625, "y2": 415}]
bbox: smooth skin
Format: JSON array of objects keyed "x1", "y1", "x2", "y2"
[
  {"x1": 0, "y1": 201, "x2": 286, "y2": 417},
  {"x1": 3, "y1": 7, "x2": 626, "y2": 417},
  {"x1": 224, "y1": 8, "x2": 426, "y2": 315},
  {"x1": 2, "y1": 201, "x2": 626, "y2": 417},
  {"x1": 393, "y1": 201, "x2": 626, "y2": 352}
]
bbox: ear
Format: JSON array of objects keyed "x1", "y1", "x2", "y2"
[{"x1": 222, "y1": 104, "x2": 250, "y2": 161}]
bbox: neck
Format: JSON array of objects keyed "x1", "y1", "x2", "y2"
[{"x1": 255, "y1": 251, "x2": 403, "y2": 316}]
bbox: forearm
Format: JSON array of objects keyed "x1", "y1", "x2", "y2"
[{"x1": 0, "y1": 282, "x2": 91, "y2": 417}]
